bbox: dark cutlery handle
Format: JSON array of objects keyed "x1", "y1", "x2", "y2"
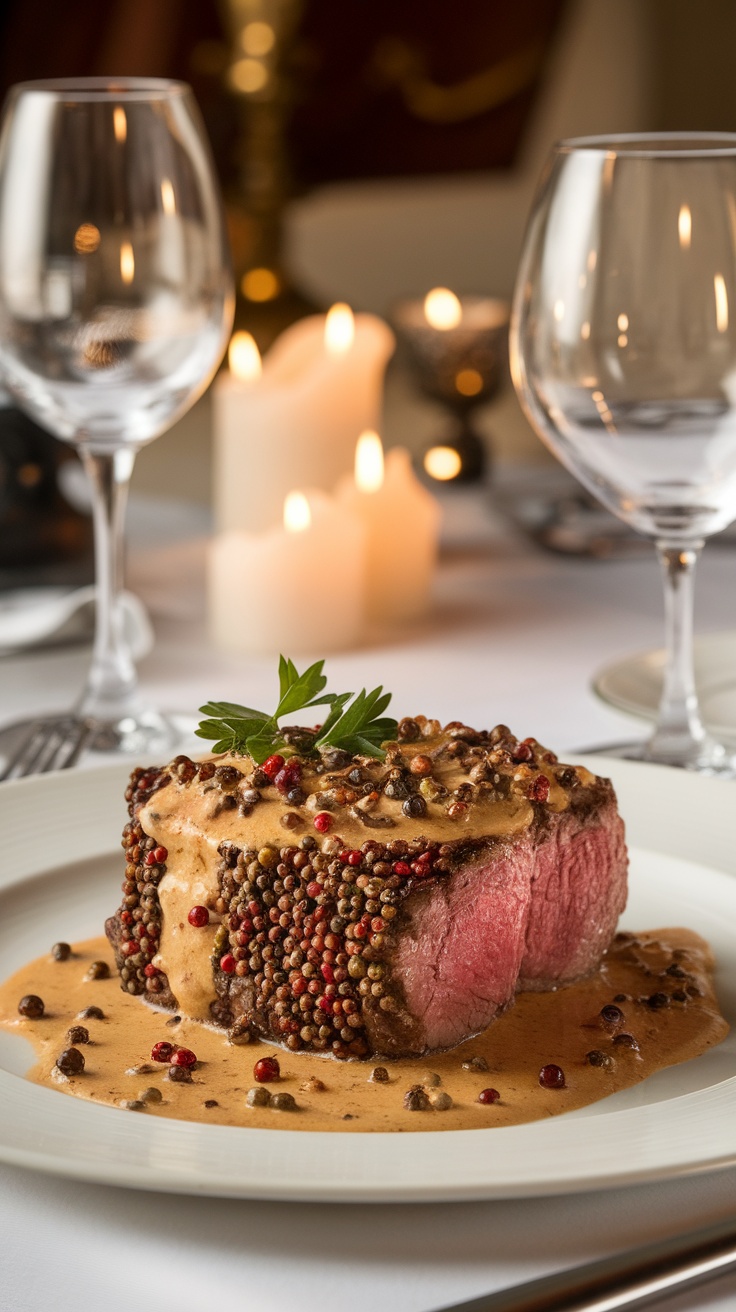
[{"x1": 431, "y1": 1215, "x2": 736, "y2": 1311}]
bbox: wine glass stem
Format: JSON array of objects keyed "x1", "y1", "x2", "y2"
[
  {"x1": 646, "y1": 540, "x2": 707, "y2": 762},
  {"x1": 77, "y1": 448, "x2": 138, "y2": 722}
]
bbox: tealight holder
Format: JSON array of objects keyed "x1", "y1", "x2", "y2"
[{"x1": 390, "y1": 293, "x2": 510, "y2": 484}]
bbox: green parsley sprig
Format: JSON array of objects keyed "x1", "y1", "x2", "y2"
[{"x1": 196, "y1": 656, "x2": 398, "y2": 763}]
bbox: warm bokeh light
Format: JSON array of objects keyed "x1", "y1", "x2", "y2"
[
  {"x1": 241, "y1": 267, "x2": 280, "y2": 302},
  {"x1": 284, "y1": 491, "x2": 311, "y2": 533},
  {"x1": 120, "y1": 241, "x2": 135, "y2": 285},
  {"x1": 455, "y1": 368, "x2": 483, "y2": 397},
  {"x1": 228, "y1": 331, "x2": 262, "y2": 382},
  {"x1": 241, "y1": 21, "x2": 275, "y2": 56},
  {"x1": 617, "y1": 313, "x2": 629, "y2": 332},
  {"x1": 715, "y1": 274, "x2": 729, "y2": 332},
  {"x1": 113, "y1": 106, "x2": 127, "y2": 144},
  {"x1": 229, "y1": 57, "x2": 269, "y2": 93},
  {"x1": 424, "y1": 446, "x2": 462, "y2": 480},
  {"x1": 74, "y1": 223, "x2": 100, "y2": 254},
  {"x1": 161, "y1": 178, "x2": 176, "y2": 217},
  {"x1": 678, "y1": 204, "x2": 692, "y2": 249},
  {"x1": 553, "y1": 299, "x2": 565, "y2": 322},
  {"x1": 325, "y1": 303, "x2": 355, "y2": 354},
  {"x1": 581, "y1": 321, "x2": 591, "y2": 340},
  {"x1": 423, "y1": 287, "x2": 461, "y2": 330},
  {"x1": 354, "y1": 430, "x2": 384, "y2": 493}
]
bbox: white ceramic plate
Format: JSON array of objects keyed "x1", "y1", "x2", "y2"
[
  {"x1": 0, "y1": 757, "x2": 735, "y2": 1202},
  {"x1": 593, "y1": 632, "x2": 736, "y2": 744}
]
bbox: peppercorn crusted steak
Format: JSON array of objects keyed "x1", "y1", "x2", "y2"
[{"x1": 106, "y1": 719, "x2": 628, "y2": 1059}]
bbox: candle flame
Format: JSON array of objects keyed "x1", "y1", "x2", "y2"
[
  {"x1": 715, "y1": 273, "x2": 729, "y2": 333},
  {"x1": 113, "y1": 106, "x2": 127, "y2": 144},
  {"x1": 229, "y1": 331, "x2": 262, "y2": 382},
  {"x1": 161, "y1": 177, "x2": 176, "y2": 217},
  {"x1": 284, "y1": 491, "x2": 311, "y2": 533},
  {"x1": 120, "y1": 241, "x2": 135, "y2": 285},
  {"x1": 355, "y1": 430, "x2": 384, "y2": 493},
  {"x1": 325, "y1": 303, "x2": 355, "y2": 354},
  {"x1": 424, "y1": 287, "x2": 461, "y2": 330},
  {"x1": 424, "y1": 446, "x2": 461, "y2": 481}
]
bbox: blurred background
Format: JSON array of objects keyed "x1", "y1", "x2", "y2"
[{"x1": 3, "y1": 0, "x2": 736, "y2": 571}]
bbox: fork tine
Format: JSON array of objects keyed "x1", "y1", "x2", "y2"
[
  {"x1": 0, "y1": 716, "x2": 92, "y2": 781},
  {"x1": 0, "y1": 720, "x2": 60, "y2": 781},
  {"x1": 51, "y1": 719, "x2": 94, "y2": 773},
  {"x1": 34, "y1": 720, "x2": 71, "y2": 775}
]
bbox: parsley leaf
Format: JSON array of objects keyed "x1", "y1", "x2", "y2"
[{"x1": 196, "y1": 658, "x2": 398, "y2": 762}]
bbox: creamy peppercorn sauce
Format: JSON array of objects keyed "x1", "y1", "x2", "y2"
[
  {"x1": 139, "y1": 745, "x2": 587, "y2": 1023},
  {"x1": 0, "y1": 929, "x2": 728, "y2": 1132}
]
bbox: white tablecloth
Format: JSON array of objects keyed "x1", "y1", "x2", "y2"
[{"x1": 1, "y1": 488, "x2": 735, "y2": 1312}]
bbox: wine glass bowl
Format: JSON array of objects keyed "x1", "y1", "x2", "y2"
[
  {"x1": 391, "y1": 295, "x2": 509, "y2": 483},
  {"x1": 0, "y1": 78, "x2": 233, "y2": 757},
  {"x1": 511, "y1": 133, "x2": 736, "y2": 773}
]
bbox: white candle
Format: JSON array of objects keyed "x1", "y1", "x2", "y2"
[
  {"x1": 208, "y1": 488, "x2": 366, "y2": 654},
  {"x1": 337, "y1": 432, "x2": 441, "y2": 623},
  {"x1": 213, "y1": 305, "x2": 395, "y2": 534}
]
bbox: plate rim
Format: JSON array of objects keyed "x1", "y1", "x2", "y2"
[{"x1": 1, "y1": 756, "x2": 735, "y2": 1203}]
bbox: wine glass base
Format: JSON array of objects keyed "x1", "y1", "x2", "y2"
[{"x1": 576, "y1": 738, "x2": 736, "y2": 778}]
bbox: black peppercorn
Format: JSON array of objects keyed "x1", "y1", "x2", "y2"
[
  {"x1": 66, "y1": 1025, "x2": 90, "y2": 1045},
  {"x1": 370, "y1": 1066, "x2": 389, "y2": 1083},
  {"x1": 586, "y1": 1050, "x2": 614, "y2": 1068},
  {"x1": 85, "y1": 961, "x2": 110, "y2": 980},
  {"x1": 167, "y1": 1064, "x2": 192, "y2": 1083},
  {"x1": 18, "y1": 995, "x2": 44, "y2": 1019},
  {"x1": 51, "y1": 942, "x2": 71, "y2": 961},
  {"x1": 56, "y1": 1047, "x2": 85, "y2": 1076},
  {"x1": 402, "y1": 795, "x2": 427, "y2": 818}
]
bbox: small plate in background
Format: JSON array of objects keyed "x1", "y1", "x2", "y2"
[{"x1": 593, "y1": 632, "x2": 736, "y2": 745}]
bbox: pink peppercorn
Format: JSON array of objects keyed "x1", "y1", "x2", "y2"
[
  {"x1": 313, "y1": 812, "x2": 332, "y2": 833},
  {"x1": 539, "y1": 1063, "x2": 565, "y2": 1089},
  {"x1": 220, "y1": 953, "x2": 237, "y2": 974},
  {"x1": 529, "y1": 774, "x2": 551, "y2": 803},
  {"x1": 262, "y1": 754, "x2": 285, "y2": 779},
  {"x1": 151, "y1": 1041, "x2": 174, "y2": 1063},
  {"x1": 171, "y1": 1047, "x2": 197, "y2": 1068},
  {"x1": 254, "y1": 1056, "x2": 280, "y2": 1082},
  {"x1": 188, "y1": 905, "x2": 209, "y2": 928},
  {"x1": 478, "y1": 1088, "x2": 500, "y2": 1104}
]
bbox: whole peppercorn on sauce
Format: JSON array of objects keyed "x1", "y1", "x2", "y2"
[{"x1": 0, "y1": 928, "x2": 727, "y2": 1132}]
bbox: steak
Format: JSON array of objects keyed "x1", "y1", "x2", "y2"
[{"x1": 106, "y1": 718, "x2": 628, "y2": 1058}]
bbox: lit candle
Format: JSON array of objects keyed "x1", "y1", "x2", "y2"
[
  {"x1": 208, "y1": 489, "x2": 365, "y2": 654},
  {"x1": 336, "y1": 432, "x2": 441, "y2": 623},
  {"x1": 212, "y1": 305, "x2": 395, "y2": 534}
]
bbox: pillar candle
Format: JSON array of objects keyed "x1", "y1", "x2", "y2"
[
  {"x1": 213, "y1": 305, "x2": 395, "y2": 534},
  {"x1": 336, "y1": 432, "x2": 441, "y2": 623},
  {"x1": 208, "y1": 489, "x2": 365, "y2": 654}
]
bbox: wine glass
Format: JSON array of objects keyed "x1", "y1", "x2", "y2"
[
  {"x1": 510, "y1": 133, "x2": 736, "y2": 774},
  {"x1": 0, "y1": 78, "x2": 233, "y2": 757}
]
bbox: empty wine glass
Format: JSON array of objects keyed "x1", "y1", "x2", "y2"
[
  {"x1": 511, "y1": 133, "x2": 736, "y2": 773},
  {"x1": 0, "y1": 78, "x2": 233, "y2": 755}
]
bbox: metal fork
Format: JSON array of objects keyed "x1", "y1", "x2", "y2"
[{"x1": 0, "y1": 714, "x2": 95, "y2": 782}]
